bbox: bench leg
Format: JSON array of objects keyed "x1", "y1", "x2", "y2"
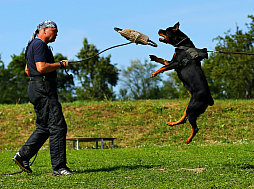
[
  {"x1": 101, "y1": 139, "x2": 104, "y2": 149},
  {"x1": 72, "y1": 141, "x2": 75, "y2": 150},
  {"x1": 96, "y1": 141, "x2": 98, "y2": 149},
  {"x1": 76, "y1": 139, "x2": 79, "y2": 150}
]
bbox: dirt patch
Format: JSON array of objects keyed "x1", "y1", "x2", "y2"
[{"x1": 178, "y1": 168, "x2": 206, "y2": 173}]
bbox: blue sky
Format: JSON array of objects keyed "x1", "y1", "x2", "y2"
[{"x1": 0, "y1": 0, "x2": 253, "y2": 76}]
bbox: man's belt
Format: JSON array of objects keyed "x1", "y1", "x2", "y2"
[{"x1": 29, "y1": 76, "x2": 55, "y2": 82}]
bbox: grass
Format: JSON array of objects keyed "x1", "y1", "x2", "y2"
[
  {"x1": 1, "y1": 143, "x2": 254, "y2": 188},
  {"x1": 1, "y1": 99, "x2": 254, "y2": 188},
  {"x1": 1, "y1": 99, "x2": 254, "y2": 150}
]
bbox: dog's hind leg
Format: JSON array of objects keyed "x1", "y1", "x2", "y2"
[
  {"x1": 166, "y1": 104, "x2": 188, "y2": 126},
  {"x1": 186, "y1": 116, "x2": 199, "y2": 144}
]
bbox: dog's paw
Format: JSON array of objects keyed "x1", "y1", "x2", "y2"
[
  {"x1": 186, "y1": 138, "x2": 192, "y2": 144},
  {"x1": 150, "y1": 72, "x2": 158, "y2": 78},
  {"x1": 149, "y1": 55, "x2": 157, "y2": 62},
  {"x1": 166, "y1": 122, "x2": 175, "y2": 126}
]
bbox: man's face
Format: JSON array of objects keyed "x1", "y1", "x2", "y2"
[{"x1": 45, "y1": 27, "x2": 58, "y2": 42}]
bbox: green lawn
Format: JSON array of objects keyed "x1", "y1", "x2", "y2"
[
  {"x1": 1, "y1": 99, "x2": 254, "y2": 188},
  {"x1": 1, "y1": 143, "x2": 254, "y2": 188}
]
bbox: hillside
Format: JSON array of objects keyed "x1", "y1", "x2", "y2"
[{"x1": 1, "y1": 99, "x2": 254, "y2": 150}]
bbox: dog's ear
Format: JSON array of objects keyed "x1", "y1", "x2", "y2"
[{"x1": 173, "y1": 22, "x2": 180, "y2": 31}]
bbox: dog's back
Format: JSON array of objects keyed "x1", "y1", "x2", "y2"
[{"x1": 173, "y1": 49, "x2": 214, "y2": 106}]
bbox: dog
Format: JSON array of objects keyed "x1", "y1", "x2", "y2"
[{"x1": 150, "y1": 22, "x2": 214, "y2": 144}]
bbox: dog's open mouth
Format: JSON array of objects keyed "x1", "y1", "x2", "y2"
[{"x1": 158, "y1": 29, "x2": 167, "y2": 43}]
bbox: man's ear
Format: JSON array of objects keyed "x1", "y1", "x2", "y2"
[
  {"x1": 173, "y1": 22, "x2": 180, "y2": 31},
  {"x1": 41, "y1": 27, "x2": 47, "y2": 34}
]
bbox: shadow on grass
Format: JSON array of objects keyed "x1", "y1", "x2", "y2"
[
  {"x1": 74, "y1": 164, "x2": 155, "y2": 174},
  {"x1": 238, "y1": 163, "x2": 254, "y2": 169},
  {"x1": 223, "y1": 163, "x2": 254, "y2": 169}
]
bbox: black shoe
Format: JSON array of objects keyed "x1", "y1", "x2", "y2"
[
  {"x1": 12, "y1": 152, "x2": 32, "y2": 173},
  {"x1": 53, "y1": 167, "x2": 75, "y2": 175}
]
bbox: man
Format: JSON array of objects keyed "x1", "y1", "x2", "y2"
[{"x1": 12, "y1": 20, "x2": 73, "y2": 175}]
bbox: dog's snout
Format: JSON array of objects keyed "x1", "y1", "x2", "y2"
[{"x1": 158, "y1": 29, "x2": 165, "y2": 35}]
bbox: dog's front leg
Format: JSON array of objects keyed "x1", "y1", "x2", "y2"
[
  {"x1": 150, "y1": 66, "x2": 171, "y2": 78},
  {"x1": 150, "y1": 60, "x2": 179, "y2": 78},
  {"x1": 149, "y1": 55, "x2": 170, "y2": 65}
]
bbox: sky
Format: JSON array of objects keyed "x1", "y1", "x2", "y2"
[{"x1": 0, "y1": 0, "x2": 253, "y2": 91}]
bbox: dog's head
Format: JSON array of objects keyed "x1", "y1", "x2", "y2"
[{"x1": 158, "y1": 22, "x2": 188, "y2": 47}]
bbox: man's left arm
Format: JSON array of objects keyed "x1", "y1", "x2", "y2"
[{"x1": 25, "y1": 64, "x2": 30, "y2": 77}]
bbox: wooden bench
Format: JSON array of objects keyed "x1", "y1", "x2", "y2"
[{"x1": 66, "y1": 137, "x2": 116, "y2": 150}]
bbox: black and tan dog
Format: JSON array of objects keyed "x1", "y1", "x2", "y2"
[{"x1": 150, "y1": 22, "x2": 214, "y2": 144}]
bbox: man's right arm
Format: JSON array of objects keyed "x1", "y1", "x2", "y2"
[{"x1": 36, "y1": 60, "x2": 68, "y2": 73}]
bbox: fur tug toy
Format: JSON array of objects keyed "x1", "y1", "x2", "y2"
[{"x1": 114, "y1": 27, "x2": 157, "y2": 47}]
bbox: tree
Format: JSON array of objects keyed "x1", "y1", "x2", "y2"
[
  {"x1": 202, "y1": 15, "x2": 254, "y2": 99},
  {"x1": 0, "y1": 55, "x2": 13, "y2": 104},
  {"x1": 4, "y1": 51, "x2": 29, "y2": 103},
  {"x1": 161, "y1": 71, "x2": 185, "y2": 99},
  {"x1": 71, "y1": 38, "x2": 119, "y2": 100},
  {"x1": 119, "y1": 59, "x2": 163, "y2": 100}
]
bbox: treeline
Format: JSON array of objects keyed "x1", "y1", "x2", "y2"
[{"x1": 0, "y1": 15, "x2": 253, "y2": 104}]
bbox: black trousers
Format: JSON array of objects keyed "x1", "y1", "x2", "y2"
[{"x1": 19, "y1": 80, "x2": 67, "y2": 170}]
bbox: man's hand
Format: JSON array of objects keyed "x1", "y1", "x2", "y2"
[
  {"x1": 25, "y1": 64, "x2": 30, "y2": 77},
  {"x1": 59, "y1": 60, "x2": 69, "y2": 68}
]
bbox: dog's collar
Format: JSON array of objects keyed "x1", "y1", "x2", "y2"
[{"x1": 174, "y1": 37, "x2": 189, "y2": 47}]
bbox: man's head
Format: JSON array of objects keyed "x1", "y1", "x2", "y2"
[
  {"x1": 37, "y1": 20, "x2": 58, "y2": 43},
  {"x1": 25, "y1": 20, "x2": 58, "y2": 57},
  {"x1": 37, "y1": 20, "x2": 57, "y2": 30}
]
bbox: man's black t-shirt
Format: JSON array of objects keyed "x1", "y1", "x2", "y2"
[{"x1": 26, "y1": 38, "x2": 57, "y2": 78}]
